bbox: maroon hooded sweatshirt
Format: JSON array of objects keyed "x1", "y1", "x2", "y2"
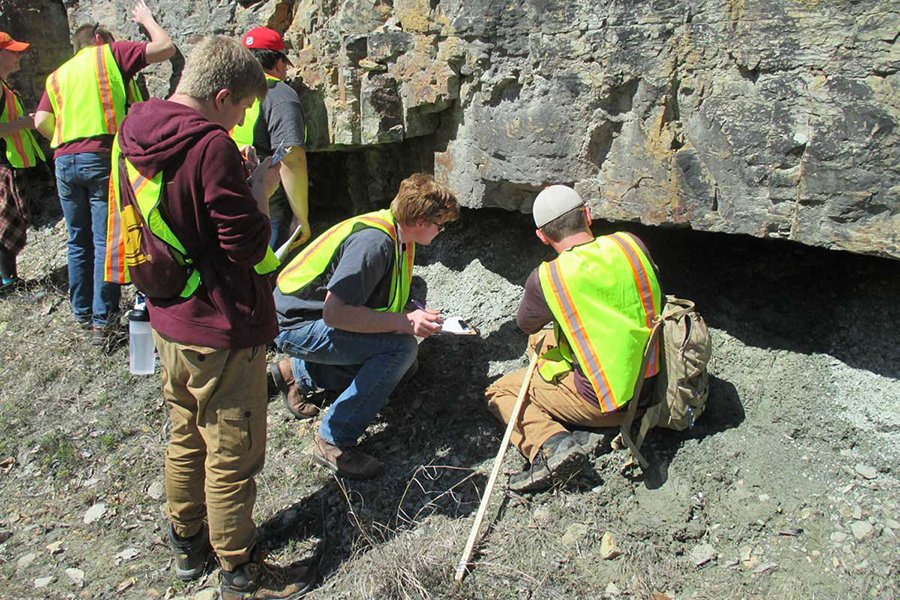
[{"x1": 117, "y1": 98, "x2": 276, "y2": 349}]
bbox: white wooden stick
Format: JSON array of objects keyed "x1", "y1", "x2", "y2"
[{"x1": 454, "y1": 334, "x2": 546, "y2": 583}]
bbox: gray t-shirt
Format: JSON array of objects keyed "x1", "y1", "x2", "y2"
[
  {"x1": 275, "y1": 228, "x2": 398, "y2": 329},
  {"x1": 253, "y1": 79, "x2": 306, "y2": 157}
]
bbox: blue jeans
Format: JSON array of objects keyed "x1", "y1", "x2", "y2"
[
  {"x1": 268, "y1": 187, "x2": 290, "y2": 249},
  {"x1": 55, "y1": 152, "x2": 121, "y2": 327},
  {"x1": 275, "y1": 320, "x2": 418, "y2": 447}
]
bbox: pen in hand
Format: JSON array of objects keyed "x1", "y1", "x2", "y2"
[{"x1": 411, "y1": 299, "x2": 443, "y2": 318}]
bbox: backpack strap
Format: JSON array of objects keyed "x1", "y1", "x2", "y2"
[
  {"x1": 661, "y1": 296, "x2": 694, "y2": 320},
  {"x1": 617, "y1": 317, "x2": 664, "y2": 469}
]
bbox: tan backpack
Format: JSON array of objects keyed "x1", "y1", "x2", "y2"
[{"x1": 619, "y1": 295, "x2": 712, "y2": 468}]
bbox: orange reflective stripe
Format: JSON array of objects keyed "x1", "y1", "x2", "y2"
[
  {"x1": 545, "y1": 260, "x2": 617, "y2": 412},
  {"x1": 95, "y1": 46, "x2": 116, "y2": 133},
  {"x1": 358, "y1": 215, "x2": 397, "y2": 239},
  {"x1": 404, "y1": 243, "x2": 414, "y2": 283},
  {"x1": 2, "y1": 84, "x2": 27, "y2": 165},
  {"x1": 130, "y1": 172, "x2": 151, "y2": 195},
  {"x1": 49, "y1": 72, "x2": 64, "y2": 142},
  {"x1": 105, "y1": 175, "x2": 124, "y2": 282},
  {"x1": 278, "y1": 222, "x2": 345, "y2": 281},
  {"x1": 609, "y1": 233, "x2": 659, "y2": 376}
]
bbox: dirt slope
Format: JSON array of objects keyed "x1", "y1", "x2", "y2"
[{"x1": 0, "y1": 209, "x2": 897, "y2": 599}]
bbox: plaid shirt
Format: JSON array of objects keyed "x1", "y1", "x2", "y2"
[{"x1": 0, "y1": 165, "x2": 27, "y2": 254}]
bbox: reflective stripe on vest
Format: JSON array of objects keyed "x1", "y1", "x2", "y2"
[
  {"x1": 537, "y1": 233, "x2": 662, "y2": 412},
  {"x1": 46, "y1": 45, "x2": 128, "y2": 148},
  {"x1": 105, "y1": 135, "x2": 279, "y2": 294},
  {"x1": 0, "y1": 81, "x2": 44, "y2": 168},
  {"x1": 229, "y1": 74, "x2": 280, "y2": 148},
  {"x1": 276, "y1": 209, "x2": 414, "y2": 313}
]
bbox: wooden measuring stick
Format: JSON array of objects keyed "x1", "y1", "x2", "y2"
[{"x1": 454, "y1": 333, "x2": 546, "y2": 583}]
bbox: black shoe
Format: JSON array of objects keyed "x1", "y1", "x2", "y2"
[
  {"x1": 508, "y1": 432, "x2": 587, "y2": 493},
  {"x1": 167, "y1": 523, "x2": 212, "y2": 581},
  {"x1": 220, "y1": 553, "x2": 316, "y2": 599}
]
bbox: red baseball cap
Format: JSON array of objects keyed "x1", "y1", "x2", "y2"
[
  {"x1": 242, "y1": 27, "x2": 286, "y2": 52},
  {"x1": 0, "y1": 32, "x2": 30, "y2": 52}
]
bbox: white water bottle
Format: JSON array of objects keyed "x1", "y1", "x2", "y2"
[{"x1": 128, "y1": 297, "x2": 155, "y2": 375}]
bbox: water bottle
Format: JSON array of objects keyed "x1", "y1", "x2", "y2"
[{"x1": 128, "y1": 297, "x2": 155, "y2": 375}]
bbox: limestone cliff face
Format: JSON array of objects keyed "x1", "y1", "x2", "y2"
[{"x1": 8, "y1": 0, "x2": 899, "y2": 257}]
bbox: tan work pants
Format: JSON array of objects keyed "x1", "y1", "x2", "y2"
[
  {"x1": 154, "y1": 331, "x2": 267, "y2": 571},
  {"x1": 485, "y1": 333, "x2": 630, "y2": 463}
]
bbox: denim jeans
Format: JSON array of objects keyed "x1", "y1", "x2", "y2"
[
  {"x1": 55, "y1": 152, "x2": 121, "y2": 326},
  {"x1": 267, "y1": 187, "x2": 290, "y2": 250},
  {"x1": 275, "y1": 320, "x2": 418, "y2": 447}
]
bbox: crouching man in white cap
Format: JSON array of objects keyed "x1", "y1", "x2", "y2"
[{"x1": 485, "y1": 185, "x2": 664, "y2": 493}]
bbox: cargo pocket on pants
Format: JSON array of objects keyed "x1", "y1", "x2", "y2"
[{"x1": 219, "y1": 412, "x2": 253, "y2": 452}]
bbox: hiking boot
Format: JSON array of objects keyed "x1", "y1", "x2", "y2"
[
  {"x1": 508, "y1": 432, "x2": 587, "y2": 493},
  {"x1": 220, "y1": 554, "x2": 316, "y2": 600},
  {"x1": 571, "y1": 428, "x2": 615, "y2": 456},
  {"x1": 92, "y1": 320, "x2": 126, "y2": 351},
  {"x1": 167, "y1": 522, "x2": 212, "y2": 581},
  {"x1": 268, "y1": 359, "x2": 321, "y2": 420},
  {"x1": 312, "y1": 434, "x2": 383, "y2": 480}
]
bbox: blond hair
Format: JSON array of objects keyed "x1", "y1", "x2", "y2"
[
  {"x1": 390, "y1": 173, "x2": 460, "y2": 226},
  {"x1": 175, "y1": 36, "x2": 267, "y2": 103}
]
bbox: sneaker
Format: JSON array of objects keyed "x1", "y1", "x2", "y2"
[
  {"x1": 508, "y1": 432, "x2": 587, "y2": 493},
  {"x1": 0, "y1": 276, "x2": 22, "y2": 295},
  {"x1": 312, "y1": 434, "x2": 383, "y2": 480},
  {"x1": 220, "y1": 554, "x2": 315, "y2": 600},
  {"x1": 167, "y1": 523, "x2": 212, "y2": 581},
  {"x1": 268, "y1": 359, "x2": 321, "y2": 420}
]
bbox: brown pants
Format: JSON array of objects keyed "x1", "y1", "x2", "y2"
[
  {"x1": 154, "y1": 331, "x2": 267, "y2": 571},
  {"x1": 485, "y1": 333, "x2": 630, "y2": 463}
]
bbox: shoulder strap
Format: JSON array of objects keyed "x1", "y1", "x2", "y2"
[{"x1": 617, "y1": 317, "x2": 664, "y2": 469}]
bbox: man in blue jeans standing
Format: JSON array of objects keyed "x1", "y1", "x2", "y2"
[
  {"x1": 34, "y1": 1, "x2": 174, "y2": 345},
  {"x1": 270, "y1": 173, "x2": 459, "y2": 479}
]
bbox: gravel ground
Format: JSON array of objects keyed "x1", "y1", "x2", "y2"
[{"x1": 0, "y1": 207, "x2": 896, "y2": 599}]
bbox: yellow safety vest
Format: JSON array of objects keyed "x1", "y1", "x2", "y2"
[
  {"x1": 230, "y1": 74, "x2": 280, "y2": 148},
  {"x1": 105, "y1": 134, "x2": 279, "y2": 295},
  {"x1": 277, "y1": 209, "x2": 414, "y2": 313},
  {"x1": 46, "y1": 45, "x2": 129, "y2": 148},
  {"x1": 537, "y1": 232, "x2": 662, "y2": 413},
  {"x1": 0, "y1": 80, "x2": 45, "y2": 168}
]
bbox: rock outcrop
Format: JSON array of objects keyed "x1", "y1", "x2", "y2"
[{"x1": 8, "y1": 0, "x2": 900, "y2": 258}]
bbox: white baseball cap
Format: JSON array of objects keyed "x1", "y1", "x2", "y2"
[{"x1": 532, "y1": 185, "x2": 585, "y2": 228}]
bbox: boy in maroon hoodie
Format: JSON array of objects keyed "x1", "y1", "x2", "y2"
[{"x1": 114, "y1": 36, "x2": 313, "y2": 599}]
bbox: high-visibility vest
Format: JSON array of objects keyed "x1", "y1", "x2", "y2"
[
  {"x1": 0, "y1": 80, "x2": 45, "y2": 168},
  {"x1": 105, "y1": 134, "x2": 279, "y2": 294},
  {"x1": 46, "y1": 45, "x2": 130, "y2": 148},
  {"x1": 277, "y1": 209, "x2": 414, "y2": 313},
  {"x1": 537, "y1": 232, "x2": 662, "y2": 413},
  {"x1": 230, "y1": 74, "x2": 280, "y2": 148}
]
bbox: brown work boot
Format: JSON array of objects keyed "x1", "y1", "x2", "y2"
[
  {"x1": 312, "y1": 434, "x2": 383, "y2": 480},
  {"x1": 268, "y1": 359, "x2": 320, "y2": 420},
  {"x1": 220, "y1": 552, "x2": 315, "y2": 600}
]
